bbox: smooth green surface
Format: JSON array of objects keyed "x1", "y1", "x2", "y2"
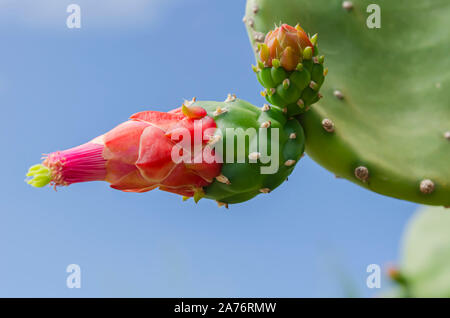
[
  {"x1": 392, "y1": 206, "x2": 450, "y2": 297},
  {"x1": 245, "y1": 0, "x2": 450, "y2": 206},
  {"x1": 196, "y1": 99, "x2": 305, "y2": 204}
]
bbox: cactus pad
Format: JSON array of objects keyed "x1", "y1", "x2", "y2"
[{"x1": 245, "y1": 0, "x2": 450, "y2": 206}]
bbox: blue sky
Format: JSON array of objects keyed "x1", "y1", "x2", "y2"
[{"x1": 0, "y1": 0, "x2": 417, "y2": 297}]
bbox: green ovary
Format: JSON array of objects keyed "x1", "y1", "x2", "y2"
[{"x1": 194, "y1": 99, "x2": 305, "y2": 204}]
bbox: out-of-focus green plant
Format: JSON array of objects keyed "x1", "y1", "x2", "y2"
[{"x1": 387, "y1": 206, "x2": 450, "y2": 297}]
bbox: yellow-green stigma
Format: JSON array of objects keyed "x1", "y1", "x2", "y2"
[{"x1": 26, "y1": 164, "x2": 51, "y2": 188}]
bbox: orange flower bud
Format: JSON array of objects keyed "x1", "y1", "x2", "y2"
[{"x1": 259, "y1": 24, "x2": 313, "y2": 71}]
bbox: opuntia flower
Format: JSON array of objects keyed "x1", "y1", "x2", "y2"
[
  {"x1": 26, "y1": 102, "x2": 222, "y2": 198},
  {"x1": 259, "y1": 24, "x2": 314, "y2": 71}
]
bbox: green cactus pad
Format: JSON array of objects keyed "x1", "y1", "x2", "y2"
[
  {"x1": 388, "y1": 206, "x2": 450, "y2": 297},
  {"x1": 194, "y1": 99, "x2": 305, "y2": 204},
  {"x1": 245, "y1": 0, "x2": 450, "y2": 206}
]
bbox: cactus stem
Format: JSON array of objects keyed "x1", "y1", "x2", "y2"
[
  {"x1": 283, "y1": 78, "x2": 290, "y2": 89},
  {"x1": 289, "y1": 133, "x2": 297, "y2": 139},
  {"x1": 321, "y1": 118, "x2": 335, "y2": 133},
  {"x1": 249, "y1": 152, "x2": 261, "y2": 160},
  {"x1": 260, "y1": 121, "x2": 271, "y2": 128},
  {"x1": 420, "y1": 179, "x2": 435, "y2": 194},
  {"x1": 284, "y1": 159, "x2": 296, "y2": 167},
  {"x1": 261, "y1": 104, "x2": 270, "y2": 112},
  {"x1": 342, "y1": 1, "x2": 354, "y2": 11},
  {"x1": 354, "y1": 166, "x2": 369, "y2": 182},
  {"x1": 259, "y1": 188, "x2": 271, "y2": 193},
  {"x1": 297, "y1": 99, "x2": 305, "y2": 108},
  {"x1": 225, "y1": 93, "x2": 237, "y2": 103},
  {"x1": 444, "y1": 131, "x2": 450, "y2": 140},
  {"x1": 333, "y1": 90, "x2": 344, "y2": 100},
  {"x1": 216, "y1": 174, "x2": 231, "y2": 185}
]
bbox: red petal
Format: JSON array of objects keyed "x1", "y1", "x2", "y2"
[
  {"x1": 168, "y1": 107, "x2": 183, "y2": 114},
  {"x1": 136, "y1": 125, "x2": 176, "y2": 182},
  {"x1": 105, "y1": 160, "x2": 137, "y2": 183},
  {"x1": 161, "y1": 164, "x2": 210, "y2": 188},
  {"x1": 130, "y1": 111, "x2": 184, "y2": 131},
  {"x1": 185, "y1": 162, "x2": 222, "y2": 183},
  {"x1": 110, "y1": 169, "x2": 157, "y2": 192},
  {"x1": 165, "y1": 116, "x2": 216, "y2": 144},
  {"x1": 103, "y1": 120, "x2": 149, "y2": 164}
]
